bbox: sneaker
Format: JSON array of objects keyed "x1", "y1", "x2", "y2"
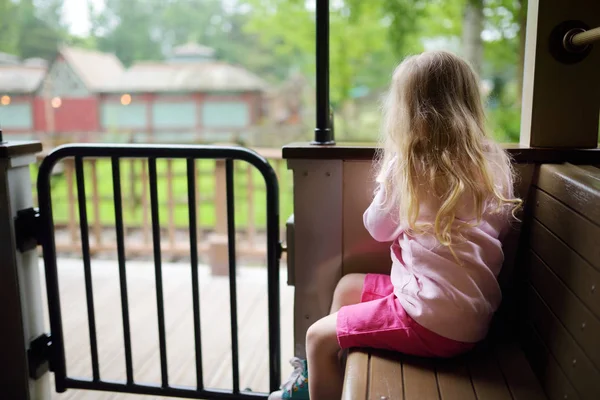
[{"x1": 268, "y1": 357, "x2": 309, "y2": 400}]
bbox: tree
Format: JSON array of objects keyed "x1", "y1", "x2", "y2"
[
  {"x1": 245, "y1": 0, "x2": 423, "y2": 104},
  {"x1": 462, "y1": 0, "x2": 484, "y2": 75},
  {"x1": 90, "y1": 0, "x2": 163, "y2": 66},
  {"x1": 0, "y1": 0, "x2": 19, "y2": 55},
  {"x1": 16, "y1": 0, "x2": 63, "y2": 60}
]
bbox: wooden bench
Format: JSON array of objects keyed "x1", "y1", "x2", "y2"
[{"x1": 342, "y1": 163, "x2": 600, "y2": 400}]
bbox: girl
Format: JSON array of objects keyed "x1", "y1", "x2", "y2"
[{"x1": 269, "y1": 50, "x2": 521, "y2": 400}]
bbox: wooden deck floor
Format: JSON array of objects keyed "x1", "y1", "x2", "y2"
[{"x1": 40, "y1": 258, "x2": 295, "y2": 399}]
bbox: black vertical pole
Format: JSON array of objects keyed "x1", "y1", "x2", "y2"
[{"x1": 313, "y1": 0, "x2": 334, "y2": 145}]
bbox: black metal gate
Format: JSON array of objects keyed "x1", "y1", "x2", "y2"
[{"x1": 35, "y1": 144, "x2": 281, "y2": 399}]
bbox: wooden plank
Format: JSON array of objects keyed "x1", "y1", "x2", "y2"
[
  {"x1": 435, "y1": 357, "x2": 476, "y2": 400},
  {"x1": 576, "y1": 165, "x2": 600, "y2": 180},
  {"x1": 525, "y1": 285, "x2": 600, "y2": 399},
  {"x1": 531, "y1": 189, "x2": 600, "y2": 271},
  {"x1": 527, "y1": 251, "x2": 600, "y2": 370},
  {"x1": 494, "y1": 342, "x2": 546, "y2": 400},
  {"x1": 368, "y1": 350, "x2": 403, "y2": 400},
  {"x1": 90, "y1": 158, "x2": 102, "y2": 248},
  {"x1": 520, "y1": 323, "x2": 581, "y2": 400},
  {"x1": 342, "y1": 350, "x2": 369, "y2": 400},
  {"x1": 402, "y1": 356, "x2": 439, "y2": 400},
  {"x1": 537, "y1": 164, "x2": 600, "y2": 226},
  {"x1": 468, "y1": 346, "x2": 512, "y2": 400},
  {"x1": 44, "y1": 260, "x2": 296, "y2": 400},
  {"x1": 166, "y1": 159, "x2": 175, "y2": 248},
  {"x1": 529, "y1": 220, "x2": 600, "y2": 319}
]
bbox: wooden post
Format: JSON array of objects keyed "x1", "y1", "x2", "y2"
[
  {"x1": 520, "y1": 0, "x2": 600, "y2": 148},
  {"x1": 287, "y1": 159, "x2": 343, "y2": 358},
  {"x1": 167, "y1": 159, "x2": 176, "y2": 251},
  {"x1": 65, "y1": 159, "x2": 78, "y2": 248},
  {"x1": 140, "y1": 159, "x2": 150, "y2": 249},
  {"x1": 0, "y1": 140, "x2": 50, "y2": 399},
  {"x1": 246, "y1": 164, "x2": 256, "y2": 247},
  {"x1": 194, "y1": 160, "x2": 201, "y2": 235},
  {"x1": 90, "y1": 159, "x2": 102, "y2": 250},
  {"x1": 208, "y1": 159, "x2": 229, "y2": 275},
  {"x1": 129, "y1": 159, "x2": 136, "y2": 215}
]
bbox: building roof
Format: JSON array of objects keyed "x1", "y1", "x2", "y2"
[
  {"x1": 100, "y1": 61, "x2": 268, "y2": 93},
  {"x1": 172, "y1": 43, "x2": 216, "y2": 59},
  {"x1": 0, "y1": 52, "x2": 20, "y2": 65},
  {"x1": 0, "y1": 65, "x2": 47, "y2": 93},
  {"x1": 59, "y1": 46, "x2": 125, "y2": 91}
]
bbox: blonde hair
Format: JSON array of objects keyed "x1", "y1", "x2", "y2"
[{"x1": 376, "y1": 51, "x2": 522, "y2": 251}]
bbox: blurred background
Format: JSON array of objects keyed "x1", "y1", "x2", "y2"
[{"x1": 0, "y1": 0, "x2": 526, "y2": 147}]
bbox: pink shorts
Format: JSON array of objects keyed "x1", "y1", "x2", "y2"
[{"x1": 336, "y1": 274, "x2": 475, "y2": 358}]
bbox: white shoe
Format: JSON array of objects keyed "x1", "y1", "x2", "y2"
[{"x1": 267, "y1": 357, "x2": 309, "y2": 399}]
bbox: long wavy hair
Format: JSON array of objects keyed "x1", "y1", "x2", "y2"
[{"x1": 376, "y1": 51, "x2": 522, "y2": 251}]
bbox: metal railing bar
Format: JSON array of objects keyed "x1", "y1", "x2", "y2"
[
  {"x1": 111, "y1": 157, "x2": 134, "y2": 384},
  {"x1": 187, "y1": 158, "x2": 204, "y2": 390},
  {"x1": 226, "y1": 159, "x2": 240, "y2": 394},
  {"x1": 314, "y1": 0, "x2": 333, "y2": 144},
  {"x1": 148, "y1": 158, "x2": 169, "y2": 387},
  {"x1": 37, "y1": 161, "x2": 68, "y2": 391},
  {"x1": 265, "y1": 165, "x2": 281, "y2": 391},
  {"x1": 75, "y1": 156, "x2": 100, "y2": 382}
]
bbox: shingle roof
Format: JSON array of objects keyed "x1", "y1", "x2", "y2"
[
  {"x1": 100, "y1": 61, "x2": 267, "y2": 93},
  {"x1": 59, "y1": 46, "x2": 125, "y2": 91},
  {"x1": 0, "y1": 65, "x2": 46, "y2": 93},
  {"x1": 172, "y1": 43, "x2": 215, "y2": 58}
]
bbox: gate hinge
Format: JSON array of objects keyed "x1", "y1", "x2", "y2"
[
  {"x1": 14, "y1": 207, "x2": 41, "y2": 253},
  {"x1": 28, "y1": 333, "x2": 52, "y2": 380},
  {"x1": 278, "y1": 241, "x2": 286, "y2": 259}
]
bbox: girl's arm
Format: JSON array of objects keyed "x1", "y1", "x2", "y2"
[{"x1": 363, "y1": 184, "x2": 403, "y2": 243}]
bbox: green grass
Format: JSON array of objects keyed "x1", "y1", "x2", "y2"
[{"x1": 31, "y1": 158, "x2": 294, "y2": 231}]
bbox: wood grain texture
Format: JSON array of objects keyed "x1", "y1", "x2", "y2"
[
  {"x1": 520, "y1": 323, "x2": 581, "y2": 400},
  {"x1": 342, "y1": 350, "x2": 370, "y2": 400},
  {"x1": 525, "y1": 285, "x2": 600, "y2": 399},
  {"x1": 531, "y1": 188, "x2": 600, "y2": 271},
  {"x1": 368, "y1": 351, "x2": 403, "y2": 400},
  {"x1": 468, "y1": 347, "x2": 512, "y2": 400},
  {"x1": 494, "y1": 342, "x2": 546, "y2": 400},
  {"x1": 42, "y1": 259, "x2": 295, "y2": 400},
  {"x1": 402, "y1": 357, "x2": 439, "y2": 400},
  {"x1": 526, "y1": 251, "x2": 600, "y2": 371},
  {"x1": 529, "y1": 220, "x2": 600, "y2": 320},
  {"x1": 435, "y1": 357, "x2": 476, "y2": 400},
  {"x1": 537, "y1": 164, "x2": 600, "y2": 226}
]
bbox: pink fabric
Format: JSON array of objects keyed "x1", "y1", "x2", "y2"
[{"x1": 337, "y1": 274, "x2": 475, "y2": 358}]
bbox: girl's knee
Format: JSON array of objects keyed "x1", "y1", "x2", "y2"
[{"x1": 306, "y1": 315, "x2": 339, "y2": 354}]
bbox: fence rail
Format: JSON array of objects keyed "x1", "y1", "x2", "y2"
[
  {"x1": 32, "y1": 146, "x2": 291, "y2": 274},
  {"x1": 37, "y1": 143, "x2": 282, "y2": 399}
]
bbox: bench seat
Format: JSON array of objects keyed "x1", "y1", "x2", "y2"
[{"x1": 342, "y1": 340, "x2": 547, "y2": 400}]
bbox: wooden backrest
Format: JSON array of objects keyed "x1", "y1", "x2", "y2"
[{"x1": 516, "y1": 163, "x2": 600, "y2": 399}]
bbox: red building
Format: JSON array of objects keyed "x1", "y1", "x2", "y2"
[
  {"x1": 0, "y1": 55, "x2": 47, "y2": 138},
  {"x1": 0, "y1": 44, "x2": 272, "y2": 144}
]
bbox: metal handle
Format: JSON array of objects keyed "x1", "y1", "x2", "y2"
[{"x1": 564, "y1": 26, "x2": 600, "y2": 52}]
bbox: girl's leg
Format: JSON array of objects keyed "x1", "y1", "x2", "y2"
[
  {"x1": 306, "y1": 313, "x2": 342, "y2": 400},
  {"x1": 306, "y1": 273, "x2": 366, "y2": 399},
  {"x1": 330, "y1": 273, "x2": 366, "y2": 313}
]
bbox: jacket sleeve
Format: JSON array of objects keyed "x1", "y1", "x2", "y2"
[{"x1": 363, "y1": 184, "x2": 403, "y2": 243}]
